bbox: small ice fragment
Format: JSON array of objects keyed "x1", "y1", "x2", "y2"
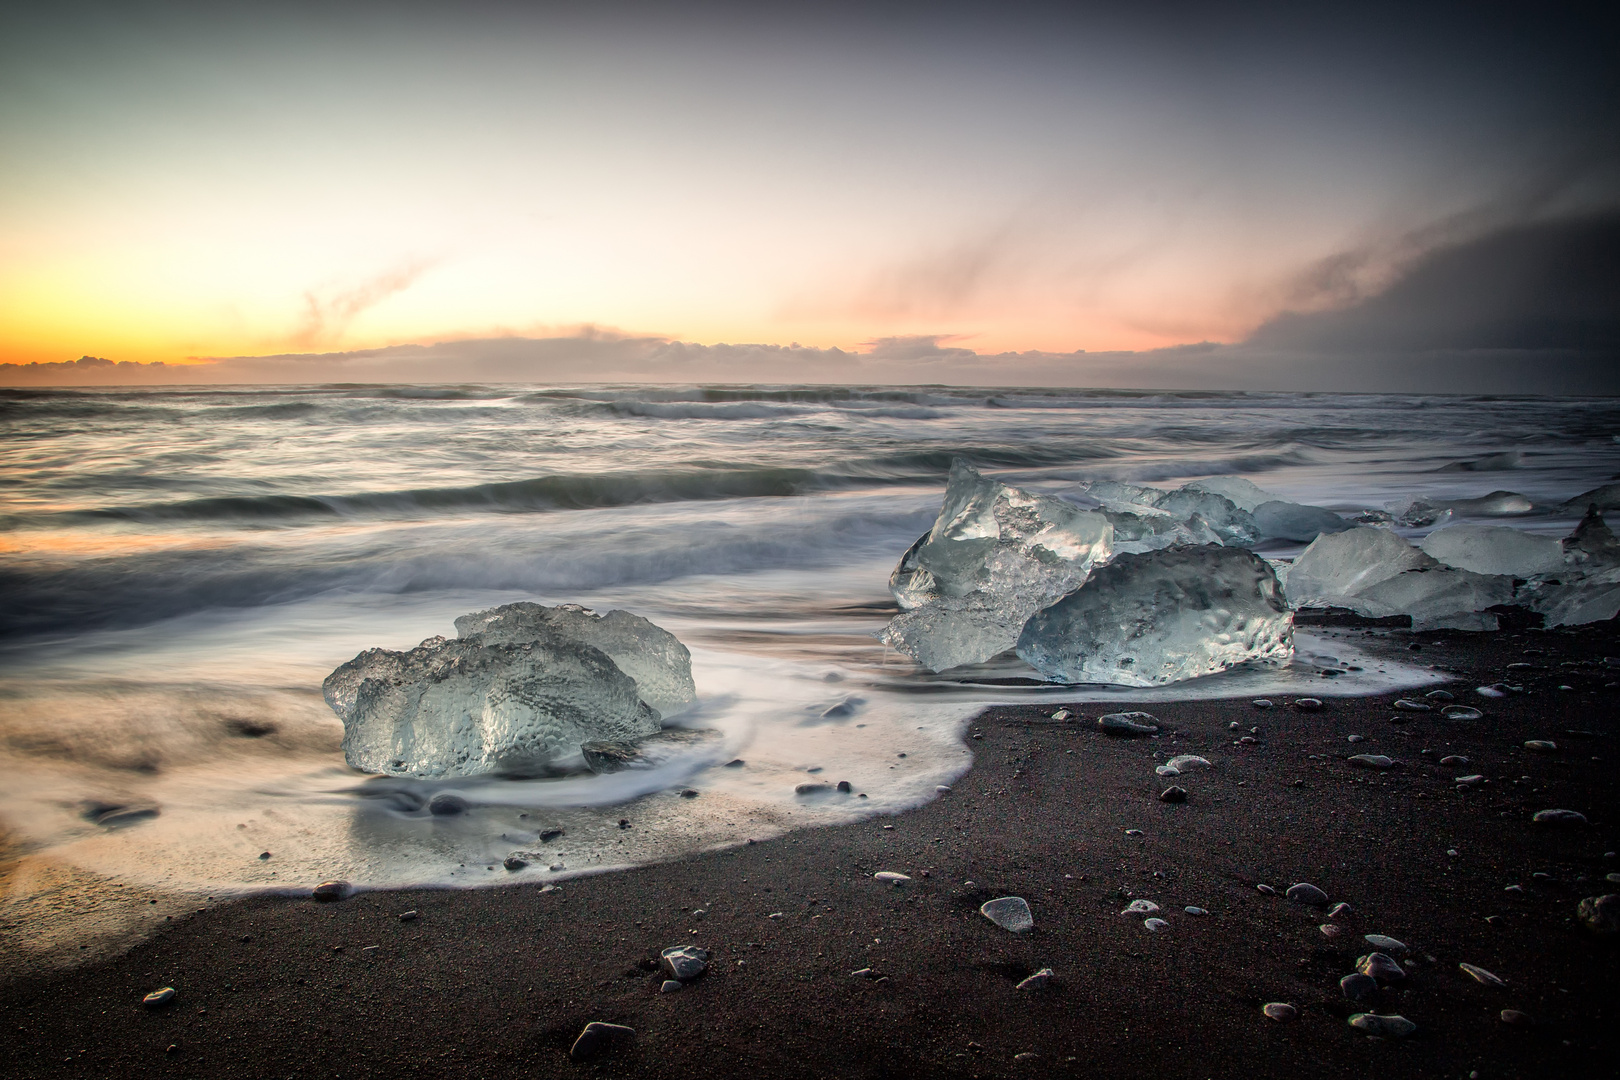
[
  {"x1": 1251, "y1": 500, "x2": 1352, "y2": 543},
  {"x1": 1286, "y1": 526, "x2": 1514, "y2": 631},
  {"x1": 980, "y1": 896, "x2": 1034, "y2": 933}
]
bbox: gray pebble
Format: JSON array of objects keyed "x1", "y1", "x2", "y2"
[
  {"x1": 794, "y1": 782, "x2": 833, "y2": 795},
  {"x1": 1459, "y1": 962, "x2": 1505, "y2": 986},
  {"x1": 1524, "y1": 740, "x2": 1557, "y2": 753},
  {"x1": 873, "y1": 872, "x2": 911, "y2": 885},
  {"x1": 1252, "y1": 699, "x2": 1273, "y2": 708},
  {"x1": 1340, "y1": 973, "x2": 1377, "y2": 1000},
  {"x1": 502, "y1": 854, "x2": 529, "y2": 871},
  {"x1": 1184, "y1": 906, "x2": 1207, "y2": 916},
  {"x1": 1293, "y1": 698, "x2": 1323, "y2": 711},
  {"x1": 836, "y1": 780, "x2": 853, "y2": 793},
  {"x1": 1356, "y1": 952, "x2": 1405, "y2": 981},
  {"x1": 1121, "y1": 899, "x2": 1160, "y2": 915},
  {"x1": 398, "y1": 910, "x2": 418, "y2": 921},
  {"x1": 1256, "y1": 884, "x2": 1276, "y2": 895},
  {"x1": 660, "y1": 979, "x2": 682, "y2": 993},
  {"x1": 1500, "y1": 1009, "x2": 1534, "y2": 1026},
  {"x1": 1262, "y1": 1002, "x2": 1297, "y2": 1022},
  {"x1": 1577, "y1": 894, "x2": 1619, "y2": 935},
  {"x1": 1439, "y1": 755, "x2": 1469, "y2": 766},
  {"x1": 1392, "y1": 699, "x2": 1431, "y2": 711},
  {"x1": 1143, "y1": 917, "x2": 1169, "y2": 932},
  {"x1": 1363, "y1": 934, "x2": 1406, "y2": 953},
  {"x1": 311, "y1": 880, "x2": 350, "y2": 902},
  {"x1": 1327, "y1": 902, "x2": 1353, "y2": 918},
  {"x1": 660, "y1": 945, "x2": 710, "y2": 980},
  {"x1": 1348, "y1": 754, "x2": 1394, "y2": 769},
  {"x1": 1425, "y1": 690, "x2": 1455, "y2": 702},
  {"x1": 1286, "y1": 883, "x2": 1328, "y2": 906},
  {"x1": 1097, "y1": 712, "x2": 1161, "y2": 736},
  {"x1": 1347, "y1": 735, "x2": 1365, "y2": 743},
  {"x1": 570, "y1": 1022, "x2": 635, "y2": 1062},
  {"x1": 142, "y1": 987, "x2": 177, "y2": 1008},
  {"x1": 1159, "y1": 786, "x2": 1188, "y2": 803},
  {"x1": 1349, "y1": 1013, "x2": 1415, "y2": 1038},
  {"x1": 1442, "y1": 706, "x2": 1484, "y2": 720},
  {"x1": 1016, "y1": 968, "x2": 1055, "y2": 990},
  {"x1": 1532, "y1": 809, "x2": 1588, "y2": 827},
  {"x1": 981, "y1": 896, "x2": 1034, "y2": 933}
]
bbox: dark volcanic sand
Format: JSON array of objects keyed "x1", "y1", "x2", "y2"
[{"x1": 4, "y1": 623, "x2": 1618, "y2": 1079}]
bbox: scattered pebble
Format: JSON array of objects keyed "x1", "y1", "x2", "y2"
[
  {"x1": 311, "y1": 881, "x2": 350, "y2": 902},
  {"x1": 427, "y1": 794, "x2": 468, "y2": 816},
  {"x1": 935, "y1": 785, "x2": 951, "y2": 793},
  {"x1": 1392, "y1": 699, "x2": 1431, "y2": 711},
  {"x1": 1456, "y1": 774, "x2": 1485, "y2": 787},
  {"x1": 503, "y1": 855, "x2": 529, "y2": 871},
  {"x1": 142, "y1": 987, "x2": 177, "y2": 1008},
  {"x1": 981, "y1": 896, "x2": 1034, "y2": 933},
  {"x1": 1293, "y1": 698, "x2": 1323, "y2": 711},
  {"x1": 1442, "y1": 705, "x2": 1484, "y2": 720},
  {"x1": 1439, "y1": 755, "x2": 1469, "y2": 766},
  {"x1": 1286, "y1": 883, "x2": 1329, "y2": 906},
  {"x1": 1348, "y1": 754, "x2": 1394, "y2": 769},
  {"x1": 679, "y1": 788, "x2": 699, "y2": 798},
  {"x1": 1097, "y1": 712, "x2": 1160, "y2": 736},
  {"x1": 1363, "y1": 934, "x2": 1407, "y2": 953},
  {"x1": 1327, "y1": 902, "x2": 1353, "y2": 918},
  {"x1": 1524, "y1": 740, "x2": 1557, "y2": 753},
  {"x1": 1184, "y1": 906, "x2": 1207, "y2": 916},
  {"x1": 1050, "y1": 709, "x2": 1071, "y2": 721},
  {"x1": 1320, "y1": 924, "x2": 1343, "y2": 939},
  {"x1": 1255, "y1": 884, "x2": 1276, "y2": 895},
  {"x1": 1165, "y1": 754, "x2": 1211, "y2": 772},
  {"x1": 1425, "y1": 690, "x2": 1455, "y2": 702},
  {"x1": 1121, "y1": 899, "x2": 1160, "y2": 916},
  {"x1": 660, "y1": 945, "x2": 710, "y2": 980},
  {"x1": 724, "y1": 759, "x2": 745, "y2": 768},
  {"x1": 660, "y1": 979, "x2": 682, "y2": 993},
  {"x1": 1500, "y1": 1009, "x2": 1534, "y2": 1027},
  {"x1": 570, "y1": 1022, "x2": 634, "y2": 1062},
  {"x1": 1143, "y1": 917, "x2": 1169, "y2": 932},
  {"x1": 1340, "y1": 973, "x2": 1377, "y2": 1000},
  {"x1": 1262, "y1": 1002, "x2": 1297, "y2": 1022},
  {"x1": 1531, "y1": 809, "x2": 1588, "y2": 827},
  {"x1": 1349, "y1": 1013, "x2": 1415, "y2": 1038},
  {"x1": 1016, "y1": 968, "x2": 1055, "y2": 990},
  {"x1": 398, "y1": 910, "x2": 417, "y2": 922},
  {"x1": 258, "y1": 851, "x2": 271, "y2": 860},
  {"x1": 1356, "y1": 952, "x2": 1406, "y2": 981},
  {"x1": 836, "y1": 780, "x2": 853, "y2": 793},
  {"x1": 1346, "y1": 734, "x2": 1365, "y2": 743},
  {"x1": 794, "y1": 782, "x2": 833, "y2": 796},
  {"x1": 1577, "y1": 894, "x2": 1619, "y2": 935},
  {"x1": 874, "y1": 872, "x2": 911, "y2": 885},
  {"x1": 1252, "y1": 699, "x2": 1273, "y2": 709},
  {"x1": 1159, "y1": 786, "x2": 1188, "y2": 803},
  {"x1": 1458, "y1": 962, "x2": 1505, "y2": 986},
  {"x1": 540, "y1": 828, "x2": 565, "y2": 841},
  {"x1": 1124, "y1": 828, "x2": 1143, "y2": 836},
  {"x1": 1475, "y1": 686, "x2": 1508, "y2": 699}
]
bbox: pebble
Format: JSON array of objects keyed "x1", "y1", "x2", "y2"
[
  {"x1": 540, "y1": 828, "x2": 565, "y2": 841},
  {"x1": 1050, "y1": 709, "x2": 1071, "y2": 721},
  {"x1": 836, "y1": 780, "x2": 853, "y2": 793},
  {"x1": 850, "y1": 967, "x2": 873, "y2": 978},
  {"x1": 935, "y1": 785, "x2": 951, "y2": 793},
  {"x1": 980, "y1": 896, "x2": 1034, "y2": 933},
  {"x1": 1577, "y1": 894, "x2": 1619, "y2": 935},
  {"x1": 1319, "y1": 924, "x2": 1343, "y2": 939},
  {"x1": 1348, "y1": 754, "x2": 1394, "y2": 769},
  {"x1": 311, "y1": 880, "x2": 350, "y2": 902},
  {"x1": 1255, "y1": 884, "x2": 1276, "y2": 895},
  {"x1": 1340, "y1": 973, "x2": 1377, "y2": 1000},
  {"x1": 1252, "y1": 699, "x2": 1273, "y2": 708},
  {"x1": 1016, "y1": 968, "x2": 1055, "y2": 990},
  {"x1": 1143, "y1": 917, "x2": 1169, "y2": 932},
  {"x1": 1442, "y1": 705, "x2": 1484, "y2": 720},
  {"x1": 1293, "y1": 698, "x2": 1323, "y2": 711},
  {"x1": 1356, "y1": 953, "x2": 1406, "y2": 981},
  {"x1": 1262, "y1": 1002, "x2": 1297, "y2": 1022},
  {"x1": 1184, "y1": 906, "x2": 1207, "y2": 916},
  {"x1": 1476, "y1": 685, "x2": 1508, "y2": 699},
  {"x1": 1124, "y1": 828, "x2": 1143, "y2": 836},
  {"x1": 1013, "y1": 1052, "x2": 1039, "y2": 1062},
  {"x1": 1455, "y1": 774, "x2": 1485, "y2": 787},
  {"x1": 1349, "y1": 1013, "x2": 1415, "y2": 1038},
  {"x1": 570, "y1": 1022, "x2": 634, "y2": 1062},
  {"x1": 1459, "y1": 962, "x2": 1505, "y2": 986},
  {"x1": 1229, "y1": 721, "x2": 1241, "y2": 730},
  {"x1": 1363, "y1": 934, "x2": 1406, "y2": 953},
  {"x1": 1346, "y1": 734, "x2": 1365, "y2": 743},
  {"x1": 503, "y1": 855, "x2": 529, "y2": 871},
  {"x1": 427, "y1": 793, "x2": 468, "y2": 816},
  {"x1": 1531, "y1": 809, "x2": 1588, "y2": 827},
  {"x1": 724, "y1": 759, "x2": 745, "y2": 768},
  {"x1": 142, "y1": 987, "x2": 177, "y2": 1008},
  {"x1": 1500, "y1": 1009, "x2": 1534, "y2": 1027},
  {"x1": 1524, "y1": 740, "x2": 1557, "y2": 753},
  {"x1": 1159, "y1": 786, "x2": 1188, "y2": 803},
  {"x1": 1392, "y1": 699, "x2": 1431, "y2": 711},
  {"x1": 1327, "y1": 902, "x2": 1353, "y2": 918},
  {"x1": 1097, "y1": 712, "x2": 1161, "y2": 736},
  {"x1": 1439, "y1": 755, "x2": 1469, "y2": 766},
  {"x1": 258, "y1": 851, "x2": 271, "y2": 860},
  {"x1": 680, "y1": 788, "x2": 699, "y2": 798},
  {"x1": 1121, "y1": 899, "x2": 1160, "y2": 915},
  {"x1": 1286, "y1": 883, "x2": 1329, "y2": 906},
  {"x1": 1425, "y1": 690, "x2": 1455, "y2": 702},
  {"x1": 660, "y1": 979, "x2": 682, "y2": 993},
  {"x1": 399, "y1": 910, "x2": 417, "y2": 921},
  {"x1": 794, "y1": 782, "x2": 833, "y2": 795},
  {"x1": 874, "y1": 872, "x2": 911, "y2": 885},
  {"x1": 1166, "y1": 754, "x2": 1211, "y2": 772},
  {"x1": 660, "y1": 945, "x2": 710, "y2": 980}
]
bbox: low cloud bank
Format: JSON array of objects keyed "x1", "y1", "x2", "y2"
[{"x1": 7, "y1": 213, "x2": 1617, "y2": 394}]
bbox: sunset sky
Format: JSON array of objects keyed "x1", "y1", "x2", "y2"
[{"x1": 1, "y1": 2, "x2": 1615, "y2": 386}]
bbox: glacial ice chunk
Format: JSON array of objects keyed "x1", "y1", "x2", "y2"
[
  {"x1": 1252, "y1": 500, "x2": 1353, "y2": 543},
  {"x1": 325, "y1": 632, "x2": 662, "y2": 778},
  {"x1": 881, "y1": 461, "x2": 1112, "y2": 671},
  {"x1": 1286, "y1": 527, "x2": 1515, "y2": 631},
  {"x1": 1419, "y1": 524, "x2": 1565, "y2": 578},
  {"x1": 1185, "y1": 475, "x2": 1280, "y2": 513},
  {"x1": 453, "y1": 602, "x2": 696, "y2": 715},
  {"x1": 1563, "y1": 505, "x2": 1620, "y2": 566},
  {"x1": 1563, "y1": 482, "x2": 1620, "y2": 511},
  {"x1": 1080, "y1": 479, "x2": 1258, "y2": 544},
  {"x1": 1521, "y1": 509, "x2": 1620, "y2": 626},
  {"x1": 1015, "y1": 545, "x2": 1293, "y2": 687},
  {"x1": 1151, "y1": 489, "x2": 1258, "y2": 545}
]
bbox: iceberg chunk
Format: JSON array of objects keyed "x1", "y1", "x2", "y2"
[
  {"x1": 1286, "y1": 527, "x2": 1514, "y2": 631},
  {"x1": 1184, "y1": 475, "x2": 1280, "y2": 513},
  {"x1": 1419, "y1": 524, "x2": 1565, "y2": 578},
  {"x1": 880, "y1": 461, "x2": 1112, "y2": 671},
  {"x1": 1563, "y1": 505, "x2": 1620, "y2": 566},
  {"x1": 1252, "y1": 500, "x2": 1353, "y2": 543},
  {"x1": 1015, "y1": 545, "x2": 1293, "y2": 687},
  {"x1": 453, "y1": 602, "x2": 696, "y2": 715},
  {"x1": 1151, "y1": 489, "x2": 1258, "y2": 545},
  {"x1": 325, "y1": 634, "x2": 660, "y2": 778},
  {"x1": 1563, "y1": 482, "x2": 1620, "y2": 511}
]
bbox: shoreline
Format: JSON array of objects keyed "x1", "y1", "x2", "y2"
[{"x1": 3, "y1": 621, "x2": 1617, "y2": 1078}]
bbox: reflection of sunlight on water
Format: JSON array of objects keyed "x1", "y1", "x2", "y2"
[{"x1": 0, "y1": 560, "x2": 1440, "y2": 971}]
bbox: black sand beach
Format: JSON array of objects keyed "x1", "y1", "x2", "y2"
[{"x1": 4, "y1": 622, "x2": 1617, "y2": 1080}]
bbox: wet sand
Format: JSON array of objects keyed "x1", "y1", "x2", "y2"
[{"x1": 3, "y1": 621, "x2": 1617, "y2": 1079}]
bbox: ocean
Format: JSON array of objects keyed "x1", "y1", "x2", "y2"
[{"x1": 2, "y1": 384, "x2": 1617, "y2": 949}]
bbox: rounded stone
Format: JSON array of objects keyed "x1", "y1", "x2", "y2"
[
  {"x1": 1339, "y1": 973, "x2": 1377, "y2": 1001},
  {"x1": 1327, "y1": 902, "x2": 1353, "y2": 918},
  {"x1": 427, "y1": 793, "x2": 468, "y2": 816},
  {"x1": 1262, "y1": 1002, "x2": 1297, "y2": 1022},
  {"x1": 1143, "y1": 917, "x2": 1169, "y2": 932},
  {"x1": 1293, "y1": 698, "x2": 1323, "y2": 712},
  {"x1": 142, "y1": 987, "x2": 177, "y2": 1008},
  {"x1": 1159, "y1": 786, "x2": 1188, "y2": 803},
  {"x1": 836, "y1": 780, "x2": 853, "y2": 793},
  {"x1": 570, "y1": 1021, "x2": 635, "y2": 1062},
  {"x1": 311, "y1": 880, "x2": 350, "y2": 902},
  {"x1": 1524, "y1": 740, "x2": 1557, "y2": 753},
  {"x1": 1459, "y1": 962, "x2": 1505, "y2": 986},
  {"x1": 1442, "y1": 705, "x2": 1484, "y2": 720},
  {"x1": 1097, "y1": 712, "x2": 1161, "y2": 736},
  {"x1": 1121, "y1": 899, "x2": 1160, "y2": 916},
  {"x1": 1286, "y1": 883, "x2": 1328, "y2": 906},
  {"x1": 980, "y1": 896, "x2": 1034, "y2": 933},
  {"x1": 1500, "y1": 1009, "x2": 1534, "y2": 1027},
  {"x1": 1577, "y1": 894, "x2": 1619, "y2": 935},
  {"x1": 1363, "y1": 934, "x2": 1406, "y2": 953},
  {"x1": 1016, "y1": 967, "x2": 1055, "y2": 990},
  {"x1": 502, "y1": 854, "x2": 529, "y2": 871},
  {"x1": 1184, "y1": 906, "x2": 1208, "y2": 916},
  {"x1": 660, "y1": 945, "x2": 710, "y2": 980},
  {"x1": 1349, "y1": 1013, "x2": 1415, "y2": 1038},
  {"x1": 1348, "y1": 754, "x2": 1394, "y2": 769},
  {"x1": 1356, "y1": 952, "x2": 1405, "y2": 981},
  {"x1": 1252, "y1": 699, "x2": 1274, "y2": 708},
  {"x1": 873, "y1": 872, "x2": 911, "y2": 885},
  {"x1": 1532, "y1": 809, "x2": 1588, "y2": 827},
  {"x1": 660, "y1": 979, "x2": 682, "y2": 993}
]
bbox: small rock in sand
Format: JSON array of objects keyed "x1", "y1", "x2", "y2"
[
  {"x1": 1425, "y1": 690, "x2": 1455, "y2": 702},
  {"x1": 1016, "y1": 968, "x2": 1055, "y2": 990},
  {"x1": 1500, "y1": 1009, "x2": 1534, "y2": 1027},
  {"x1": 1262, "y1": 1002, "x2": 1297, "y2": 1022},
  {"x1": 1256, "y1": 884, "x2": 1276, "y2": 895},
  {"x1": 1392, "y1": 699, "x2": 1431, "y2": 711},
  {"x1": 1577, "y1": 894, "x2": 1619, "y2": 935},
  {"x1": 1349, "y1": 1013, "x2": 1415, "y2": 1038},
  {"x1": 1476, "y1": 685, "x2": 1508, "y2": 698},
  {"x1": 1286, "y1": 883, "x2": 1329, "y2": 906},
  {"x1": 981, "y1": 896, "x2": 1034, "y2": 933},
  {"x1": 1121, "y1": 899, "x2": 1160, "y2": 915},
  {"x1": 399, "y1": 910, "x2": 417, "y2": 921},
  {"x1": 874, "y1": 872, "x2": 911, "y2": 885},
  {"x1": 1442, "y1": 705, "x2": 1484, "y2": 720},
  {"x1": 1097, "y1": 712, "x2": 1160, "y2": 736},
  {"x1": 143, "y1": 987, "x2": 177, "y2": 1008},
  {"x1": 503, "y1": 854, "x2": 529, "y2": 871},
  {"x1": 724, "y1": 759, "x2": 745, "y2": 768},
  {"x1": 1363, "y1": 934, "x2": 1407, "y2": 953},
  {"x1": 311, "y1": 881, "x2": 350, "y2": 902},
  {"x1": 1252, "y1": 699, "x2": 1273, "y2": 708},
  {"x1": 836, "y1": 780, "x2": 853, "y2": 793},
  {"x1": 660, "y1": 945, "x2": 710, "y2": 980},
  {"x1": 1348, "y1": 754, "x2": 1394, "y2": 770},
  {"x1": 1439, "y1": 755, "x2": 1469, "y2": 766},
  {"x1": 1523, "y1": 740, "x2": 1557, "y2": 753},
  {"x1": 1143, "y1": 917, "x2": 1169, "y2": 932},
  {"x1": 1050, "y1": 709, "x2": 1071, "y2": 721},
  {"x1": 1327, "y1": 902, "x2": 1353, "y2": 918},
  {"x1": 1347, "y1": 735, "x2": 1365, "y2": 743},
  {"x1": 1459, "y1": 962, "x2": 1505, "y2": 986},
  {"x1": 660, "y1": 979, "x2": 682, "y2": 993},
  {"x1": 1320, "y1": 924, "x2": 1343, "y2": 939},
  {"x1": 570, "y1": 1022, "x2": 634, "y2": 1062},
  {"x1": 1159, "y1": 786, "x2": 1188, "y2": 803},
  {"x1": 1532, "y1": 809, "x2": 1587, "y2": 827},
  {"x1": 1293, "y1": 698, "x2": 1323, "y2": 712},
  {"x1": 1184, "y1": 906, "x2": 1207, "y2": 916},
  {"x1": 1356, "y1": 953, "x2": 1406, "y2": 981},
  {"x1": 1340, "y1": 973, "x2": 1377, "y2": 1000},
  {"x1": 795, "y1": 782, "x2": 832, "y2": 796}
]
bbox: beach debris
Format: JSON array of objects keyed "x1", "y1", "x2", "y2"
[
  {"x1": 1356, "y1": 953, "x2": 1406, "y2": 981},
  {"x1": 874, "y1": 872, "x2": 911, "y2": 885},
  {"x1": 570, "y1": 1022, "x2": 635, "y2": 1062},
  {"x1": 1346, "y1": 734, "x2": 1364, "y2": 743},
  {"x1": 1159, "y1": 754, "x2": 1212, "y2": 775},
  {"x1": 981, "y1": 896, "x2": 1034, "y2": 933},
  {"x1": 1016, "y1": 968, "x2": 1055, "y2": 990},
  {"x1": 1294, "y1": 698, "x2": 1322, "y2": 711},
  {"x1": 1363, "y1": 934, "x2": 1407, "y2": 953},
  {"x1": 1392, "y1": 699, "x2": 1431, "y2": 711},
  {"x1": 325, "y1": 609, "x2": 686, "y2": 777},
  {"x1": 1252, "y1": 698, "x2": 1273, "y2": 708},
  {"x1": 879, "y1": 460, "x2": 1114, "y2": 671},
  {"x1": 1121, "y1": 900, "x2": 1160, "y2": 916},
  {"x1": 502, "y1": 854, "x2": 529, "y2": 871},
  {"x1": 660, "y1": 945, "x2": 710, "y2": 980},
  {"x1": 1159, "y1": 786, "x2": 1188, "y2": 803},
  {"x1": 1096, "y1": 712, "x2": 1161, "y2": 735},
  {"x1": 399, "y1": 910, "x2": 417, "y2": 921},
  {"x1": 311, "y1": 880, "x2": 350, "y2": 902},
  {"x1": 1348, "y1": 754, "x2": 1394, "y2": 769},
  {"x1": 1477, "y1": 685, "x2": 1508, "y2": 698},
  {"x1": 1143, "y1": 917, "x2": 1169, "y2": 932},
  {"x1": 1184, "y1": 906, "x2": 1208, "y2": 916},
  {"x1": 1439, "y1": 755, "x2": 1469, "y2": 765},
  {"x1": 1256, "y1": 884, "x2": 1276, "y2": 895},
  {"x1": 1419, "y1": 524, "x2": 1565, "y2": 577},
  {"x1": 1320, "y1": 924, "x2": 1343, "y2": 939},
  {"x1": 428, "y1": 793, "x2": 468, "y2": 816},
  {"x1": 1016, "y1": 546, "x2": 1293, "y2": 687},
  {"x1": 1286, "y1": 883, "x2": 1329, "y2": 906},
  {"x1": 1524, "y1": 740, "x2": 1557, "y2": 753},
  {"x1": 1577, "y1": 894, "x2": 1619, "y2": 935},
  {"x1": 1285, "y1": 526, "x2": 1514, "y2": 631},
  {"x1": 1500, "y1": 1009, "x2": 1534, "y2": 1027},
  {"x1": 1049, "y1": 709, "x2": 1071, "y2": 721},
  {"x1": 1262, "y1": 1002, "x2": 1297, "y2": 1022},
  {"x1": 1349, "y1": 1013, "x2": 1415, "y2": 1038},
  {"x1": 1532, "y1": 809, "x2": 1587, "y2": 827},
  {"x1": 1459, "y1": 962, "x2": 1506, "y2": 986},
  {"x1": 660, "y1": 979, "x2": 682, "y2": 993},
  {"x1": 1327, "y1": 902, "x2": 1353, "y2": 918},
  {"x1": 143, "y1": 987, "x2": 177, "y2": 1008},
  {"x1": 1340, "y1": 973, "x2": 1377, "y2": 1001}
]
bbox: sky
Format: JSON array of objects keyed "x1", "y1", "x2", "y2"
[{"x1": 2, "y1": 1, "x2": 1617, "y2": 390}]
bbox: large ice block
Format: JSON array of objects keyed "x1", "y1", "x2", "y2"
[
  {"x1": 1184, "y1": 476, "x2": 1280, "y2": 513},
  {"x1": 1014, "y1": 545, "x2": 1293, "y2": 687},
  {"x1": 881, "y1": 461, "x2": 1112, "y2": 671},
  {"x1": 1251, "y1": 500, "x2": 1353, "y2": 543},
  {"x1": 1419, "y1": 524, "x2": 1565, "y2": 578},
  {"x1": 453, "y1": 602, "x2": 696, "y2": 715},
  {"x1": 325, "y1": 634, "x2": 660, "y2": 778},
  {"x1": 1286, "y1": 526, "x2": 1514, "y2": 630},
  {"x1": 1563, "y1": 505, "x2": 1620, "y2": 566}
]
